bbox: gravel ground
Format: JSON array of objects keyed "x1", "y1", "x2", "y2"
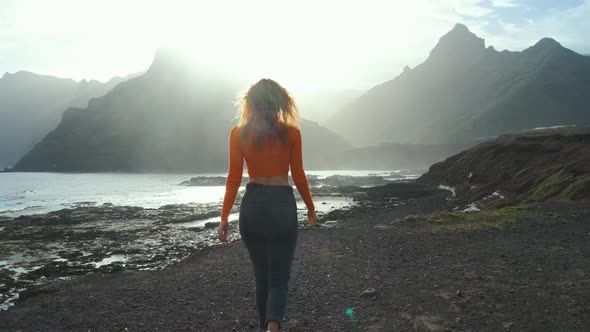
[{"x1": 1, "y1": 183, "x2": 588, "y2": 331}]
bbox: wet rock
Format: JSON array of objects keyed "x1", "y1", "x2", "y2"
[
  {"x1": 28, "y1": 261, "x2": 70, "y2": 278},
  {"x1": 204, "y1": 222, "x2": 219, "y2": 229},
  {"x1": 58, "y1": 250, "x2": 85, "y2": 261},
  {"x1": 181, "y1": 176, "x2": 241, "y2": 186}
]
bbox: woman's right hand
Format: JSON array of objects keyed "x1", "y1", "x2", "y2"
[
  {"x1": 218, "y1": 220, "x2": 229, "y2": 242},
  {"x1": 307, "y1": 210, "x2": 319, "y2": 226}
]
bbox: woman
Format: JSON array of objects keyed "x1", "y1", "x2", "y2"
[{"x1": 218, "y1": 78, "x2": 319, "y2": 332}]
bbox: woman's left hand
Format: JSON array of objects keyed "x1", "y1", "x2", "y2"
[{"x1": 218, "y1": 220, "x2": 229, "y2": 242}]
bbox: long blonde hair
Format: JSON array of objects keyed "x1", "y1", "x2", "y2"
[{"x1": 237, "y1": 79, "x2": 300, "y2": 146}]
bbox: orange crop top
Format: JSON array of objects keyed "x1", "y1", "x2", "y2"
[{"x1": 220, "y1": 125, "x2": 315, "y2": 221}]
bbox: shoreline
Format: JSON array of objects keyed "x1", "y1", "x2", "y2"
[
  {"x1": 1, "y1": 183, "x2": 589, "y2": 330},
  {"x1": 0, "y1": 171, "x2": 420, "y2": 218},
  {"x1": 0, "y1": 185, "x2": 359, "y2": 311}
]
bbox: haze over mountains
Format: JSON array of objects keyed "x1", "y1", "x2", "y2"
[
  {"x1": 296, "y1": 89, "x2": 364, "y2": 124},
  {"x1": 5, "y1": 24, "x2": 590, "y2": 172},
  {"x1": 0, "y1": 72, "x2": 129, "y2": 169},
  {"x1": 14, "y1": 50, "x2": 350, "y2": 171},
  {"x1": 328, "y1": 24, "x2": 590, "y2": 146}
]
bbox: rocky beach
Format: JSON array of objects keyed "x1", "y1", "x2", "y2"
[
  {"x1": 0, "y1": 174, "x2": 377, "y2": 313},
  {"x1": 0, "y1": 179, "x2": 588, "y2": 331}
]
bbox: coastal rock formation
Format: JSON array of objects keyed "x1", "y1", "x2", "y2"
[
  {"x1": 417, "y1": 128, "x2": 590, "y2": 207},
  {"x1": 329, "y1": 24, "x2": 590, "y2": 146}
]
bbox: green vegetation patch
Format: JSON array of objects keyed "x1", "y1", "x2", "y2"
[
  {"x1": 559, "y1": 175, "x2": 590, "y2": 200},
  {"x1": 531, "y1": 170, "x2": 570, "y2": 200},
  {"x1": 417, "y1": 205, "x2": 535, "y2": 233}
]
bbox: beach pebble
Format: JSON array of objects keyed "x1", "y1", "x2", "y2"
[{"x1": 359, "y1": 287, "x2": 377, "y2": 298}]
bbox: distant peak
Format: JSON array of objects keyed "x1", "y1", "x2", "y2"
[
  {"x1": 1, "y1": 71, "x2": 40, "y2": 81},
  {"x1": 444, "y1": 23, "x2": 479, "y2": 40},
  {"x1": 451, "y1": 23, "x2": 470, "y2": 33},
  {"x1": 533, "y1": 37, "x2": 561, "y2": 48},
  {"x1": 427, "y1": 23, "x2": 485, "y2": 63},
  {"x1": 148, "y1": 47, "x2": 186, "y2": 73},
  {"x1": 4, "y1": 70, "x2": 35, "y2": 77},
  {"x1": 523, "y1": 37, "x2": 564, "y2": 55}
]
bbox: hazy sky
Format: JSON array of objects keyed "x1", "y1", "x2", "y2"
[{"x1": 1, "y1": 0, "x2": 589, "y2": 91}]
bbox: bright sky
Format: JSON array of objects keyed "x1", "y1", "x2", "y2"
[{"x1": 1, "y1": 0, "x2": 589, "y2": 91}]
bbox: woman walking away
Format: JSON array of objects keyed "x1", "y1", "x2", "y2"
[{"x1": 218, "y1": 78, "x2": 319, "y2": 332}]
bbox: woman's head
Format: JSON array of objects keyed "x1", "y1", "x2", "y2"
[{"x1": 238, "y1": 79, "x2": 299, "y2": 129}]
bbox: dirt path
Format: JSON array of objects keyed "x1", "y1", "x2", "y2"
[{"x1": 1, "y1": 184, "x2": 589, "y2": 331}]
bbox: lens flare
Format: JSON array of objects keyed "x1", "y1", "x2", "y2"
[{"x1": 345, "y1": 307, "x2": 355, "y2": 320}]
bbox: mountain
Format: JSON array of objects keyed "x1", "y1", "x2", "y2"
[
  {"x1": 0, "y1": 72, "x2": 128, "y2": 169},
  {"x1": 68, "y1": 76, "x2": 137, "y2": 108},
  {"x1": 324, "y1": 142, "x2": 468, "y2": 171},
  {"x1": 328, "y1": 24, "x2": 590, "y2": 146},
  {"x1": 14, "y1": 50, "x2": 350, "y2": 172}
]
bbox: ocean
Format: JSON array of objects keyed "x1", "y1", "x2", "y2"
[{"x1": 0, "y1": 170, "x2": 411, "y2": 217}]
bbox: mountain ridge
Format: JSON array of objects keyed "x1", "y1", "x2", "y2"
[
  {"x1": 13, "y1": 50, "x2": 351, "y2": 172},
  {"x1": 0, "y1": 71, "x2": 131, "y2": 168},
  {"x1": 327, "y1": 24, "x2": 590, "y2": 146}
]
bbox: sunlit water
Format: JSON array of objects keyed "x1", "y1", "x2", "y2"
[
  {"x1": 0, "y1": 170, "x2": 412, "y2": 217},
  {"x1": 0, "y1": 172, "x2": 227, "y2": 217}
]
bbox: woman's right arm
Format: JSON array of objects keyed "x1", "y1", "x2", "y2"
[
  {"x1": 289, "y1": 128, "x2": 316, "y2": 213},
  {"x1": 221, "y1": 126, "x2": 243, "y2": 222}
]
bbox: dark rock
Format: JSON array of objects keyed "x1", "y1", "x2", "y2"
[
  {"x1": 18, "y1": 286, "x2": 59, "y2": 300},
  {"x1": 204, "y1": 222, "x2": 219, "y2": 229}
]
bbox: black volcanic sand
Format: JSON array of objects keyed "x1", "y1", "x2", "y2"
[{"x1": 1, "y1": 183, "x2": 589, "y2": 331}]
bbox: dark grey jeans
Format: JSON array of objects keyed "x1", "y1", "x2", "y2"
[{"x1": 239, "y1": 182, "x2": 298, "y2": 329}]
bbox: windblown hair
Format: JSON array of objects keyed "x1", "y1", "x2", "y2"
[{"x1": 237, "y1": 79, "x2": 300, "y2": 147}]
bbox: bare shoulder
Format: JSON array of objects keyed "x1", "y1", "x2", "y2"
[
  {"x1": 287, "y1": 125, "x2": 301, "y2": 137},
  {"x1": 230, "y1": 125, "x2": 241, "y2": 136}
]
